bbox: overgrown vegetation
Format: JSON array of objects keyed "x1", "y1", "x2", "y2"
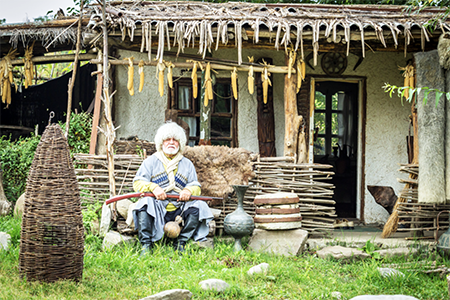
[
  {"x1": 0, "y1": 112, "x2": 92, "y2": 204},
  {"x1": 0, "y1": 215, "x2": 448, "y2": 299}
]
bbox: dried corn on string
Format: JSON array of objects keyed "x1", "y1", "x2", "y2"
[
  {"x1": 231, "y1": 67, "x2": 238, "y2": 100},
  {"x1": 296, "y1": 56, "x2": 306, "y2": 93},
  {"x1": 399, "y1": 63, "x2": 415, "y2": 100},
  {"x1": 203, "y1": 62, "x2": 214, "y2": 106},
  {"x1": 138, "y1": 60, "x2": 144, "y2": 93},
  {"x1": 288, "y1": 49, "x2": 296, "y2": 79},
  {"x1": 261, "y1": 60, "x2": 272, "y2": 104},
  {"x1": 126, "y1": 57, "x2": 134, "y2": 96},
  {"x1": 23, "y1": 42, "x2": 35, "y2": 89},
  {"x1": 0, "y1": 48, "x2": 17, "y2": 108},
  {"x1": 156, "y1": 61, "x2": 166, "y2": 97},
  {"x1": 190, "y1": 60, "x2": 199, "y2": 99},
  {"x1": 165, "y1": 61, "x2": 175, "y2": 89},
  {"x1": 248, "y1": 56, "x2": 254, "y2": 95}
]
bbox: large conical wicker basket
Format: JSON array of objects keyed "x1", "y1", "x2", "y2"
[{"x1": 19, "y1": 124, "x2": 84, "y2": 282}]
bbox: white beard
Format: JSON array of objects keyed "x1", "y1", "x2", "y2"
[{"x1": 163, "y1": 144, "x2": 179, "y2": 155}]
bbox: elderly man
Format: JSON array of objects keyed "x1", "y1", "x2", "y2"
[{"x1": 132, "y1": 122, "x2": 213, "y2": 255}]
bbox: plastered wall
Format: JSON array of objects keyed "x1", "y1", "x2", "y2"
[{"x1": 113, "y1": 48, "x2": 412, "y2": 224}]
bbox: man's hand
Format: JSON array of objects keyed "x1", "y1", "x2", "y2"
[
  {"x1": 153, "y1": 186, "x2": 167, "y2": 200},
  {"x1": 178, "y1": 189, "x2": 192, "y2": 201}
]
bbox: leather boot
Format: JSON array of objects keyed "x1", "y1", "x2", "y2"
[
  {"x1": 137, "y1": 210, "x2": 154, "y2": 256},
  {"x1": 175, "y1": 210, "x2": 200, "y2": 252}
]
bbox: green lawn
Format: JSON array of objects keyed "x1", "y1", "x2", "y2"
[{"x1": 0, "y1": 215, "x2": 448, "y2": 300}]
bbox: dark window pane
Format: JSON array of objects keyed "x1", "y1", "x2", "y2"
[
  {"x1": 211, "y1": 117, "x2": 231, "y2": 137},
  {"x1": 215, "y1": 83, "x2": 232, "y2": 113},
  {"x1": 314, "y1": 112, "x2": 326, "y2": 134},
  {"x1": 315, "y1": 91, "x2": 326, "y2": 110},
  {"x1": 314, "y1": 137, "x2": 325, "y2": 156},
  {"x1": 212, "y1": 140, "x2": 231, "y2": 147}
]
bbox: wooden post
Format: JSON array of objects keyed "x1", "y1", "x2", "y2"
[
  {"x1": 89, "y1": 73, "x2": 103, "y2": 157},
  {"x1": 199, "y1": 70, "x2": 212, "y2": 145},
  {"x1": 283, "y1": 54, "x2": 303, "y2": 160},
  {"x1": 101, "y1": 0, "x2": 116, "y2": 199}
]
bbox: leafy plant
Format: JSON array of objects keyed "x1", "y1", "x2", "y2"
[
  {"x1": 358, "y1": 240, "x2": 382, "y2": 259},
  {"x1": 383, "y1": 83, "x2": 449, "y2": 107},
  {"x1": 59, "y1": 111, "x2": 93, "y2": 155}
]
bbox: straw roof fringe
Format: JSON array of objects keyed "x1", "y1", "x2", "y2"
[
  {"x1": 87, "y1": 1, "x2": 450, "y2": 64},
  {"x1": 8, "y1": 27, "x2": 84, "y2": 50}
]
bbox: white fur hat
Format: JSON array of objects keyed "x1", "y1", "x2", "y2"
[{"x1": 154, "y1": 121, "x2": 187, "y2": 153}]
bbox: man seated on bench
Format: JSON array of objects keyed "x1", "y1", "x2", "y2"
[{"x1": 132, "y1": 121, "x2": 213, "y2": 255}]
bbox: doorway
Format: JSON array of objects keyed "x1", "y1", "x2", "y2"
[{"x1": 311, "y1": 79, "x2": 361, "y2": 218}]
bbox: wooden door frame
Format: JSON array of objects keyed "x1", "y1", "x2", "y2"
[{"x1": 309, "y1": 76, "x2": 367, "y2": 221}]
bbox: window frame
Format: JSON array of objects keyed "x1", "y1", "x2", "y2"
[{"x1": 168, "y1": 77, "x2": 238, "y2": 147}]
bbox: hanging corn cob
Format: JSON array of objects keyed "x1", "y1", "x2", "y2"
[
  {"x1": 288, "y1": 49, "x2": 296, "y2": 79},
  {"x1": 126, "y1": 57, "x2": 134, "y2": 96},
  {"x1": 138, "y1": 60, "x2": 144, "y2": 93},
  {"x1": 156, "y1": 61, "x2": 166, "y2": 97},
  {"x1": 191, "y1": 61, "x2": 199, "y2": 99},
  {"x1": 231, "y1": 67, "x2": 238, "y2": 100},
  {"x1": 399, "y1": 63, "x2": 415, "y2": 100},
  {"x1": 23, "y1": 43, "x2": 35, "y2": 89},
  {"x1": 296, "y1": 56, "x2": 306, "y2": 93},
  {"x1": 165, "y1": 61, "x2": 174, "y2": 89},
  {"x1": 248, "y1": 56, "x2": 254, "y2": 95},
  {"x1": 261, "y1": 60, "x2": 271, "y2": 104},
  {"x1": 0, "y1": 48, "x2": 17, "y2": 108},
  {"x1": 204, "y1": 62, "x2": 213, "y2": 106}
]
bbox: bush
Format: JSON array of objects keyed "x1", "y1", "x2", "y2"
[{"x1": 0, "y1": 112, "x2": 92, "y2": 204}]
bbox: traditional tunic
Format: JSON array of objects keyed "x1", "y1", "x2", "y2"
[{"x1": 132, "y1": 153, "x2": 213, "y2": 242}]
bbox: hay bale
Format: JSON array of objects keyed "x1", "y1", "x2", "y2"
[
  {"x1": 183, "y1": 146, "x2": 254, "y2": 197},
  {"x1": 19, "y1": 124, "x2": 84, "y2": 282}
]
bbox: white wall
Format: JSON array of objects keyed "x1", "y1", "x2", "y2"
[{"x1": 113, "y1": 48, "x2": 412, "y2": 224}]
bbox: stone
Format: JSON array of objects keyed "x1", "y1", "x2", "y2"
[
  {"x1": 316, "y1": 246, "x2": 371, "y2": 262},
  {"x1": 14, "y1": 193, "x2": 25, "y2": 216},
  {"x1": 99, "y1": 204, "x2": 111, "y2": 237},
  {"x1": 0, "y1": 232, "x2": 11, "y2": 251},
  {"x1": 116, "y1": 199, "x2": 133, "y2": 219},
  {"x1": 377, "y1": 267, "x2": 405, "y2": 278},
  {"x1": 199, "y1": 279, "x2": 230, "y2": 292},
  {"x1": 102, "y1": 230, "x2": 136, "y2": 250},
  {"x1": 193, "y1": 238, "x2": 214, "y2": 249},
  {"x1": 374, "y1": 247, "x2": 418, "y2": 259},
  {"x1": 248, "y1": 228, "x2": 308, "y2": 257},
  {"x1": 0, "y1": 198, "x2": 11, "y2": 216},
  {"x1": 209, "y1": 208, "x2": 222, "y2": 218},
  {"x1": 247, "y1": 263, "x2": 269, "y2": 275},
  {"x1": 350, "y1": 296, "x2": 418, "y2": 300},
  {"x1": 139, "y1": 289, "x2": 192, "y2": 300},
  {"x1": 331, "y1": 291, "x2": 342, "y2": 299}
]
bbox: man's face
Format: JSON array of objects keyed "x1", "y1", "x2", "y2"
[{"x1": 162, "y1": 137, "x2": 180, "y2": 156}]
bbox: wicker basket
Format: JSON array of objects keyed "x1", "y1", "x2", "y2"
[{"x1": 19, "y1": 124, "x2": 84, "y2": 282}]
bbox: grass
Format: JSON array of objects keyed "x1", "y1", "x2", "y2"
[{"x1": 0, "y1": 215, "x2": 448, "y2": 300}]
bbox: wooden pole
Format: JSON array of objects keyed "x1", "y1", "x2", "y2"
[
  {"x1": 64, "y1": 0, "x2": 84, "y2": 138},
  {"x1": 283, "y1": 54, "x2": 303, "y2": 160},
  {"x1": 89, "y1": 73, "x2": 103, "y2": 157}
]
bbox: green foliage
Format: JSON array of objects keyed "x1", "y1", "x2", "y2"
[
  {"x1": 358, "y1": 240, "x2": 382, "y2": 259},
  {"x1": 0, "y1": 134, "x2": 40, "y2": 202},
  {"x1": 383, "y1": 83, "x2": 450, "y2": 107},
  {"x1": 0, "y1": 215, "x2": 21, "y2": 247},
  {"x1": 0, "y1": 18, "x2": 6, "y2": 25},
  {"x1": 59, "y1": 112, "x2": 93, "y2": 155}
]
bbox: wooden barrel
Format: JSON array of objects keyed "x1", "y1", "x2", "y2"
[{"x1": 253, "y1": 193, "x2": 302, "y2": 230}]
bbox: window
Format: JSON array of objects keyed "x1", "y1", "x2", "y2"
[{"x1": 168, "y1": 77, "x2": 237, "y2": 147}]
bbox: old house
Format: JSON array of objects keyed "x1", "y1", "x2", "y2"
[{"x1": 1, "y1": 1, "x2": 449, "y2": 234}]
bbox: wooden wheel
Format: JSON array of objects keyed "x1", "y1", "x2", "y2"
[{"x1": 321, "y1": 52, "x2": 347, "y2": 75}]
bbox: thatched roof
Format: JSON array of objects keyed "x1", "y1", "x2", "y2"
[{"x1": 84, "y1": 1, "x2": 449, "y2": 64}]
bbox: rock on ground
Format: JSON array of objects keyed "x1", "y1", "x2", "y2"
[
  {"x1": 0, "y1": 232, "x2": 11, "y2": 251},
  {"x1": 248, "y1": 228, "x2": 308, "y2": 257},
  {"x1": 116, "y1": 199, "x2": 133, "y2": 219},
  {"x1": 374, "y1": 247, "x2": 418, "y2": 259},
  {"x1": 14, "y1": 193, "x2": 25, "y2": 217},
  {"x1": 199, "y1": 279, "x2": 230, "y2": 292},
  {"x1": 247, "y1": 263, "x2": 269, "y2": 276},
  {"x1": 102, "y1": 230, "x2": 136, "y2": 250},
  {"x1": 139, "y1": 289, "x2": 192, "y2": 300},
  {"x1": 350, "y1": 296, "x2": 419, "y2": 300},
  {"x1": 316, "y1": 246, "x2": 371, "y2": 262}
]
